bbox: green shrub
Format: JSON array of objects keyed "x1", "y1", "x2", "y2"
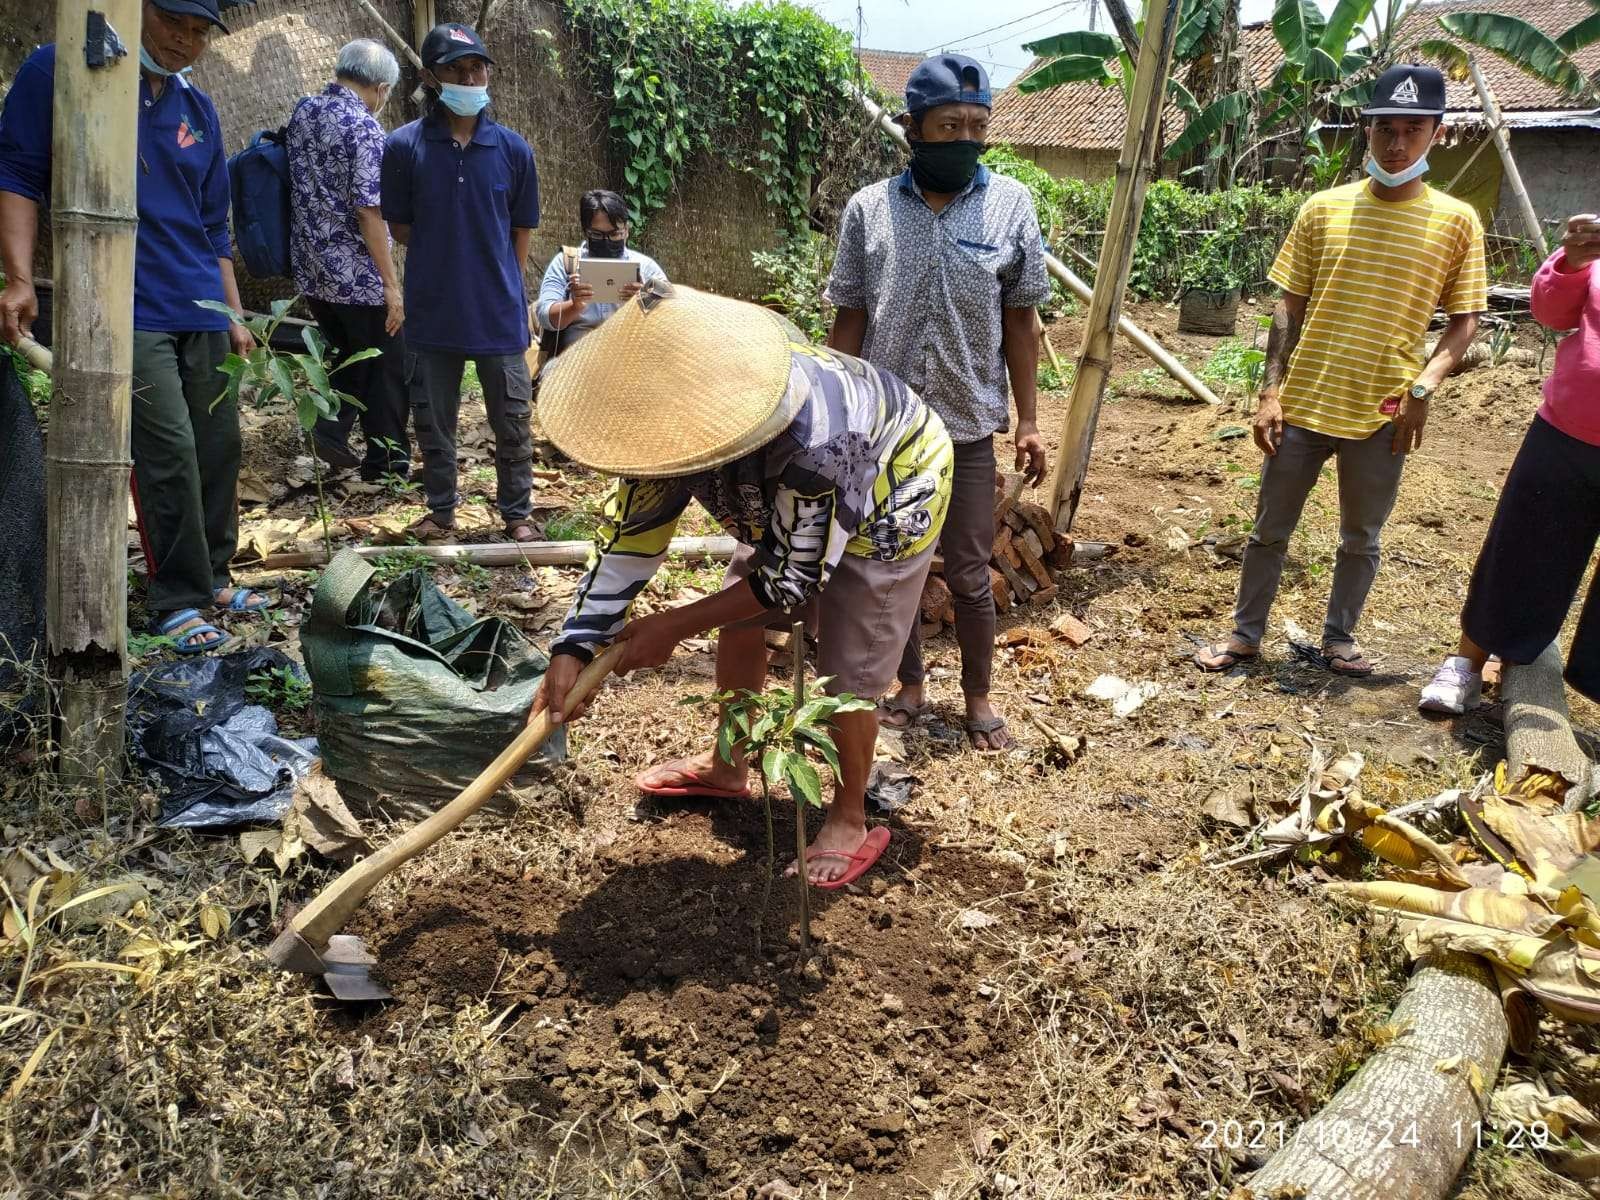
[{"x1": 752, "y1": 231, "x2": 834, "y2": 343}]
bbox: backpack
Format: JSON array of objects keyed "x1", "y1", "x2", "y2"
[{"x1": 229, "y1": 127, "x2": 292, "y2": 279}]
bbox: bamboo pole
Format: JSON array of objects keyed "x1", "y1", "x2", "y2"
[
  {"x1": 16, "y1": 335, "x2": 51, "y2": 374},
  {"x1": 1044, "y1": 0, "x2": 1185, "y2": 531},
  {"x1": 351, "y1": 0, "x2": 424, "y2": 71},
  {"x1": 48, "y1": 0, "x2": 141, "y2": 784},
  {"x1": 853, "y1": 90, "x2": 1219, "y2": 408},
  {"x1": 1468, "y1": 56, "x2": 1548, "y2": 258},
  {"x1": 254, "y1": 534, "x2": 739, "y2": 571}
]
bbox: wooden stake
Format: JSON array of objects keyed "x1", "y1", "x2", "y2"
[
  {"x1": 1045, "y1": 0, "x2": 1185, "y2": 531},
  {"x1": 48, "y1": 0, "x2": 140, "y2": 784},
  {"x1": 1468, "y1": 56, "x2": 1548, "y2": 258},
  {"x1": 791, "y1": 619, "x2": 810, "y2": 959},
  {"x1": 853, "y1": 88, "x2": 1219, "y2": 408}
]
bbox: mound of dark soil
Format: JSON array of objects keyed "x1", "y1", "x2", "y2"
[{"x1": 351, "y1": 804, "x2": 1046, "y2": 1195}]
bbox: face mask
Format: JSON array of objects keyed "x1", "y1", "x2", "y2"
[
  {"x1": 586, "y1": 237, "x2": 626, "y2": 259},
  {"x1": 910, "y1": 139, "x2": 984, "y2": 194},
  {"x1": 438, "y1": 83, "x2": 490, "y2": 117},
  {"x1": 1366, "y1": 154, "x2": 1429, "y2": 188},
  {"x1": 139, "y1": 45, "x2": 191, "y2": 77}
]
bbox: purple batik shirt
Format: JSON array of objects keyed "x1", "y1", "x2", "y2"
[{"x1": 286, "y1": 83, "x2": 386, "y2": 306}]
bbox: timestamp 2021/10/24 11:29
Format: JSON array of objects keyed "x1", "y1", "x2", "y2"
[{"x1": 1196, "y1": 1117, "x2": 1555, "y2": 1154}]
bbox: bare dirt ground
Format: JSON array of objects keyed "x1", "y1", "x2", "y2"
[{"x1": 4, "y1": 301, "x2": 1595, "y2": 1199}]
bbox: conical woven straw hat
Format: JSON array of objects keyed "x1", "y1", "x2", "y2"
[{"x1": 538, "y1": 281, "x2": 801, "y2": 478}]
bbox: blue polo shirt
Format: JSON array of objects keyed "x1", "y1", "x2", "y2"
[
  {"x1": 380, "y1": 110, "x2": 540, "y2": 356},
  {"x1": 0, "y1": 45, "x2": 233, "y2": 333}
]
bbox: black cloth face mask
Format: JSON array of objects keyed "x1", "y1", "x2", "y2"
[
  {"x1": 909, "y1": 139, "x2": 984, "y2": 194},
  {"x1": 586, "y1": 237, "x2": 626, "y2": 259}
]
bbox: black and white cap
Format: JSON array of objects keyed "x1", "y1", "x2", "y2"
[{"x1": 1362, "y1": 64, "x2": 1446, "y2": 117}]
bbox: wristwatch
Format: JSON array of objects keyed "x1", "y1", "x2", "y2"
[{"x1": 1409, "y1": 383, "x2": 1434, "y2": 402}]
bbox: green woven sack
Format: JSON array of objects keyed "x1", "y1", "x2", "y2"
[{"x1": 300, "y1": 549, "x2": 564, "y2": 822}]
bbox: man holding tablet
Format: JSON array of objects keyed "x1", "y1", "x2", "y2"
[{"x1": 536, "y1": 188, "x2": 666, "y2": 358}]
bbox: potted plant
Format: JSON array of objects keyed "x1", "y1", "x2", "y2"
[{"x1": 1177, "y1": 223, "x2": 1246, "y2": 337}]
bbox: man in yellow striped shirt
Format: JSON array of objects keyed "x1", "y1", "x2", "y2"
[{"x1": 1195, "y1": 65, "x2": 1487, "y2": 676}]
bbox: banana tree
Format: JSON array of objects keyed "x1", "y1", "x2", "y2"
[
  {"x1": 1420, "y1": 9, "x2": 1600, "y2": 104},
  {"x1": 1019, "y1": 14, "x2": 1236, "y2": 175}
]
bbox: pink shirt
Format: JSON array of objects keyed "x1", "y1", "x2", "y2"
[{"x1": 1532, "y1": 249, "x2": 1600, "y2": 446}]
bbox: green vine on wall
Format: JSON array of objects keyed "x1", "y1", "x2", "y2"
[{"x1": 561, "y1": 0, "x2": 885, "y2": 233}]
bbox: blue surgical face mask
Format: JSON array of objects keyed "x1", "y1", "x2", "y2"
[
  {"x1": 438, "y1": 83, "x2": 490, "y2": 117},
  {"x1": 139, "y1": 45, "x2": 192, "y2": 77},
  {"x1": 1366, "y1": 154, "x2": 1429, "y2": 188}
]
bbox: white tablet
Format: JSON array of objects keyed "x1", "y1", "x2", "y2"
[{"x1": 577, "y1": 257, "x2": 641, "y2": 306}]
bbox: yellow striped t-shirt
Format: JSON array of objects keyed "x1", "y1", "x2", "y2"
[{"x1": 1268, "y1": 180, "x2": 1487, "y2": 439}]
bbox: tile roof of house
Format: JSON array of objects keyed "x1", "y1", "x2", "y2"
[
  {"x1": 991, "y1": 1, "x2": 1597, "y2": 152},
  {"x1": 990, "y1": 24, "x2": 1283, "y2": 152},
  {"x1": 1394, "y1": 0, "x2": 1600, "y2": 113},
  {"x1": 855, "y1": 48, "x2": 925, "y2": 104}
]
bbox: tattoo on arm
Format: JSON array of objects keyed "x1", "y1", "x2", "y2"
[{"x1": 1261, "y1": 301, "x2": 1304, "y2": 392}]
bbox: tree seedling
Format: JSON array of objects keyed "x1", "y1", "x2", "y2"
[
  {"x1": 198, "y1": 297, "x2": 377, "y2": 562},
  {"x1": 683, "y1": 622, "x2": 872, "y2": 959}
]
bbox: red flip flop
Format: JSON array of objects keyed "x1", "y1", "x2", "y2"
[
  {"x1": 634, "y1": 765, "x2": 751, "y2": 800},
  {"x1": 807, "y1": 826, "x2": 892, "y2": 891}
]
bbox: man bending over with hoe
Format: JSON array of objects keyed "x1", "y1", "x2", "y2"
[
  {"x1": 528, "y1": 280, "x2": 952, "y2": 889},
  {"x1": 1193, "y1": 65, "x2": 1486, "y2": 676}
]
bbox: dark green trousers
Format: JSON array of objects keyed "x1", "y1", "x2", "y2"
[{"x1": 131, "y1": 330, "x2": 238, "y2": 615}]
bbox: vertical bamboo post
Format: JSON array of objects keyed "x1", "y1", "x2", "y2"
[
  {"x1": 1045, "y1": 0, "x2": 1184, "y2": 531},
  {"x1": 1468, "y1": 56, "x2": 1548, "y2": 258},
  {"x1": 49, "y1": 0, "x2": 141, "y2": 783},
  {"x1": 790, "y1": 619, "x2": 811, "y2": 959}
]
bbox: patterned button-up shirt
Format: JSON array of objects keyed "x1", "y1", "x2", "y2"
[
  {"x1": 826, "y1": 165, "x2": 1051, "y2": 443},
  {"x1": 286, "y1": 83, "x2": 386, "y2": 306}
]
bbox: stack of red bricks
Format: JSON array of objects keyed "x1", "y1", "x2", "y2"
[{"x1": 918, "y1": 484, "x2": 1073, "y2": 638}]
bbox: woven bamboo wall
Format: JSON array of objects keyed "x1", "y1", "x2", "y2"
[{"x1": 186, "y1": 0, "x2": 779, "y2": 303}]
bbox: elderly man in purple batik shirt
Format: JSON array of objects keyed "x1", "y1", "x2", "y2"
[{"x1": 287, "y1": 38, "x2": 410, "y2": 480}]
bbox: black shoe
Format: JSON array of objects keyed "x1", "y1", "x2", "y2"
[
  {"x1": 312, "y1": 436, "x2": 361, "y2": 471},
  {"x1": 361, "y1": 459, "x2": 410, "y2": 483}
]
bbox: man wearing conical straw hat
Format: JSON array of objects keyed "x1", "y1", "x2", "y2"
[{"x1": 530, "y1": 280, "x2": 953, "y2": 887}]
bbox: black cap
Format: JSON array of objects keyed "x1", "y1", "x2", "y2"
[
  {"x1": 1362, "y1": 64, "x2": 1446, "y2": 117},
  {"x1": 905, "y1": 53, "x2": 991, "y2": 115},
  {"x1": 421, "y1": 23, "x2": 494, "y2": 70},
  {"x1": 151, "y1": 0, "x2": 229, "y2": 35}
]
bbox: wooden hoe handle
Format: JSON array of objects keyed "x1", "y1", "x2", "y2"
[{"x1": 284, "y1": 644, "x2": 624, "y2": 950}]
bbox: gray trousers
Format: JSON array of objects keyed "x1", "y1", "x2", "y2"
[
  {"x1": 898, "y1": 435, "x2": 996, "y2": 696},
  {"x1": 1233, "y1": 421, "x2": 1408, "y2": 648},
  {"x1": 405, "y1": 349, "x2": 534, "y2": 522}
]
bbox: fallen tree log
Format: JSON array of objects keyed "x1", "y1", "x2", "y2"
[
  {"x1": 252, "y1": 535, "x2": 739, "y2": 571},
  {"x1": 1245, "y1": 952, "x2": 1507, "y2": 1200},
  {"x1": 1503, "y1": 641, "x2": 1596, "y2": 813}
]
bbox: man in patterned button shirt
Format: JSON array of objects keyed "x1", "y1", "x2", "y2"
[
  {"x1": 287, "y1": 38, "x2": 410, "y2": 481},
  {"x1": 827, "y1": 53, "x2": 1052, "y2": 751}
]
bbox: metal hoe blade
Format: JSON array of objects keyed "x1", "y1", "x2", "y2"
[{"x1": 320, "y1": 934, "x2": 392, "y2": 1002}]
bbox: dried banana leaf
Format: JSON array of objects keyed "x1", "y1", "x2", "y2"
[{"x1": 1329, "y1": 881, "x2": 1566, "y2": 937}]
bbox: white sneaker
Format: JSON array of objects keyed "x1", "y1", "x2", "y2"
[{"x1": 1419, "y1": 656, "x2": 1484, "y2": 715}]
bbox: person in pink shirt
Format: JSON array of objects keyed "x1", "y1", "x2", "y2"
[{"x1": 1420, "y1": 213, "x2": 1600, "y2": 713}]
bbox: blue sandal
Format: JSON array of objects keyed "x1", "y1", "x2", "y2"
[
  {"x1": 152, "y1": 608, "x2": 230, "y2": 655},
  {"x1": 214, "y1": 587, "x2": 273, "y2": 614}
]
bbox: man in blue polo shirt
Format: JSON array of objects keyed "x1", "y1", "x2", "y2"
[
  {"x1": 380, "y1": 22, "x2": 541, "y2": 543},
  {"x1": 0, "y1": 0, "x2": 263, "y2": 655}
]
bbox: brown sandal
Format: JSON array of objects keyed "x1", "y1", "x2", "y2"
[
  {"x1": 406, "y1": 515, "x2": 456, "y2": 544},
  {"x1": 505, "y1": 521, "x2": 538, "y2": 543}
]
